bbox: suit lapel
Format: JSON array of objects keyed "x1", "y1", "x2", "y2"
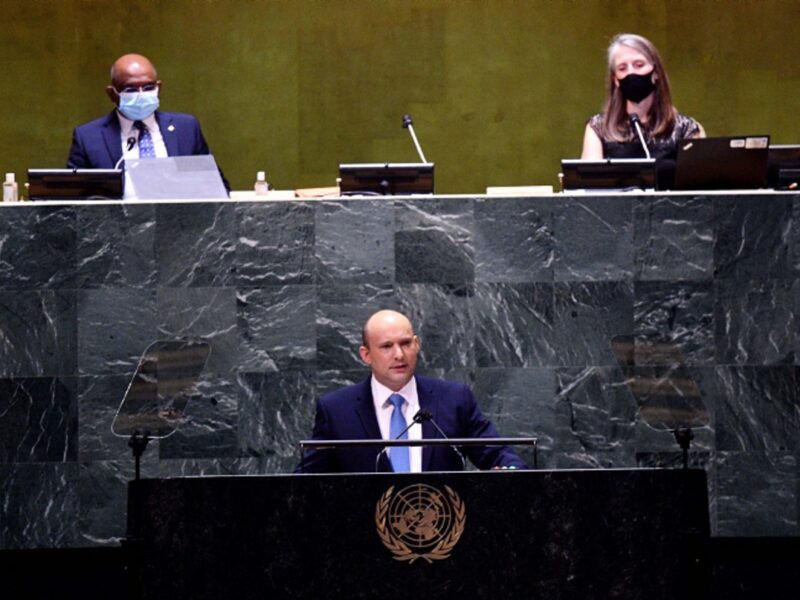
[
  {"x1": 353, "y1": 379, "x2": 382, "y2": 440},
  {"x1": 417, "y1": 376, "x2": 438, "y2": 471},
  {"x1": 352, "y1": 379, "x2": 392, "y2": 471},
  {"x1": 101, "y1": 111, "x2": 123, "y2": 168},
  {"x1": 156, "y1": 112, "x2": 179, "y2": 156}
]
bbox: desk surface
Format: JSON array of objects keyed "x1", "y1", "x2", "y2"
[{"x1": 2, "y1": 186, "x2": 797, "y2": 206}]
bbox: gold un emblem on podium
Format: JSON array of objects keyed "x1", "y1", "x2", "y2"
[{"x1": 375, "y1": 483, "x2": 466, "y2": 563}]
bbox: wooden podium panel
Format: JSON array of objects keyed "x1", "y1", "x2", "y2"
[{"x1": 126, "y1": 469, "x2": 709, "y2": 599}]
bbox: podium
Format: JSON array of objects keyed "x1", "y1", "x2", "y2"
[{"x1": 126, "y1": 469, "x2": 709, "y2": 599}]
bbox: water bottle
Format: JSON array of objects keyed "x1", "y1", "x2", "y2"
[
  {"x1": 254, "y1": 171, "x2": 269, "y2": 196},
  {"x1": 3, "y1": 173, "x2": 19, "y2": 202}
]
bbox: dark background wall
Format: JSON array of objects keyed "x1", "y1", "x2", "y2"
[{"x1": 2, "y1": 0, "x2": 799, "y2": 192}]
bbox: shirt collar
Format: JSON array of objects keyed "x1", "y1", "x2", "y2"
[
  {"x1": 116, "y1": 110, "x2": 159, "y2": 136},
  {"x1": 371, "y1": 375, "x2": 418, "y2": 410}
]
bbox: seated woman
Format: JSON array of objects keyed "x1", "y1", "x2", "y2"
[{"x1": 582, "y1": 33, "x2": 705, "y2": 170}]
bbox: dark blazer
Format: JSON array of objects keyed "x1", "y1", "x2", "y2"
[
  {"x1": 296, "y1": 375, "x2": 527, "y2": 473},
  {"x1": 66, "y1": 110, "x2": 229, "y2": 190}
]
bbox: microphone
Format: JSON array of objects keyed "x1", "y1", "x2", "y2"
[
  {"x1": 114, "y1": 136, "x2": 137, "y2": 170},
  {"x1": 402, "y1": 114, "x2": 428, "y2": 163},
  {"x1": 375, "y1": 409, "x2": 428, "y2": 472},
  {"x1": 416, "y1": 409, "x2": 467, "y2": 470},
  {"x1": 629, "y1": 114, "x2": 651, "y2": 159}
]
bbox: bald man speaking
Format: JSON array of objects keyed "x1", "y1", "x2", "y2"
[
  {"x1": 67, "y1": 53, "x2": 228, "y2": 190},
  {"x1": 297, "y1": 310, "x2": 526, "y2": 473}
]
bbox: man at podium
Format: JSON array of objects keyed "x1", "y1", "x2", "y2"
[{"x1": 297, "y1": 309, "x2": 526, "y2": 473}]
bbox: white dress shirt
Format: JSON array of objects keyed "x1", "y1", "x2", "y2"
[
  {"x1": 371, "y1": 376, "x2": 422, "y2": 472},
  {"x1": 116, "y1": 111, "x2": 168, "y2": 199},
  {"x1": 117, "y1": 110, "x2": 168, "y2": 159}
]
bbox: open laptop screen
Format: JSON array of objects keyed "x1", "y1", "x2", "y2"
[
  {"x1": 672, "y1": 135, "x2": 769, "y2": 190},
  {"x1": 126, "y1": 155, "x2": 228, "y2": 199}
]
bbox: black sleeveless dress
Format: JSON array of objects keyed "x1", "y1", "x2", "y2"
[
  {"x1": 587, "y1": 112, "x2": 702, "y2": 160},
  {"x1": 587, "y1": 113, "x2": 702, "y2": 188}
]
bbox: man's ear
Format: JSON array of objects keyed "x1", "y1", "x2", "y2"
[
  {"x1": 359, "y1": 345, "x2": 371, "y2": 365},
  {"x1": 106, "y1": 85, "x2": 118, "y2": 106}
]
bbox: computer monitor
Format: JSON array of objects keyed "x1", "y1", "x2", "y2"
[
  {"x1": 338, "y1": 163, "x2": 434, "y2": 195},
  {"x1": 672, "y1": 135, "x2": 770, "y2": 190},
  {"x1": 560, "y1": 159, "x2": 656, "y2": 191},
  {"x1": 27, "y1": 168, "x2": 124, "y2": 200},
  {"x1": 766, "y1": 144, "x2": 800, "y2": 189}
]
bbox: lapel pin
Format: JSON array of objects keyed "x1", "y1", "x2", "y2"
[{"x1": 168, "y1": 124, "x2": 175, "y2": 132}]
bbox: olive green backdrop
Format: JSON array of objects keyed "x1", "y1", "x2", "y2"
[{"x1": 2, "y1": 0, "x2": 799, "y2": 193}]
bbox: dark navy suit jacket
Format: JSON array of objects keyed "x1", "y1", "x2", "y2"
[
  {"x1": 66, "y1": 110, "x2": 229, "y2": 190},
  {"x1": 296, "y1": 375, "x2": 527, "y2": 473}
]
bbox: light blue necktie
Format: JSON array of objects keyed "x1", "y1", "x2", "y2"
[
  {"x1": 388, "y1": 393, "x2": 410, "y2": 473},
  {"x1": 134, "y1": 121, "x2": 156, "y2": 158}
]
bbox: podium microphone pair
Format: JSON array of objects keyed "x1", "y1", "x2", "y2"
[{"x1": 375, "y1": 408, "x2": 467, "y2": 472}]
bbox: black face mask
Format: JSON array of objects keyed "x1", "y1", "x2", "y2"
[{"x1": 618, "y1": 71, "x2": 656, "y2": 103}]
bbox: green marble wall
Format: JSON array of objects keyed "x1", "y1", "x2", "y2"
[{"x1": 1, "y1": 0, "x2": 799, "y2": 192}]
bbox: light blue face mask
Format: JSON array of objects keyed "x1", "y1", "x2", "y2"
[{"x1": 118, "y1": 90, "x2": 160, "y2": 121}]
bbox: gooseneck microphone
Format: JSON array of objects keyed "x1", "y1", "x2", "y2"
[
  {"x1": 375, "y1": 409, "x2": 428, "y2": 472},
  {"x1": 114, "y1": 136, "x2": 137, "y2": 170},
  {"x1": 402, "y1": 114, "x2": 428, "y2": 163},
  {"x1": 629, "y1": 114, "x2": 651, "y2": 159},
  {"x1": 416, "y1": 409, "x2": 467, "y2": 470}
]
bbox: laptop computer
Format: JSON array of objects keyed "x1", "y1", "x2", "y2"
[
  {"x1": 126, "y1": 155, "x2": 228, "y2": 199},
  {"x1": 560, "y1": 158, "x2": 656, "y2": 191},
  {"x1": 27, "y1": 169, "x2": 123, "y2": 200},
  {"x1": 672, "y1": 135, "x2": 770, "y2": 190},
  {"x1": 766, "y1": 144, "x2": 800, "y2": 189}
]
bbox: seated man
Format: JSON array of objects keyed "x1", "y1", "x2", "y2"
[
  {"x1": 66, "y1": 53, "x2": 229, "y2": 191},
  {"x1": 297, "y1": 309, "x2": 527, "y2": 473}
]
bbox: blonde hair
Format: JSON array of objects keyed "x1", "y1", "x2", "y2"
[{"x1": 600, "y1": 33, "x2": 676, "y2": 141}]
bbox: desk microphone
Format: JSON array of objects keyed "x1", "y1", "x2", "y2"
[
  {"x1": 416, "y1": 409, "x2": 467, "y2": 470},
  {"x1": 375, "y1": 409, "x2": 428, "y2": 472},
  {"x1": 402, "y1": 114, "x2": 428, "y2": 163},
  {"x1": 629, "y1": 114, "x2": 651, "y2": 159},
  {"x1": 114, "y1": 137, "x2": 137, "y2": 170}
]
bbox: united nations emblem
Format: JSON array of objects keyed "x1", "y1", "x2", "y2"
[{"x1": 375, "y1": 483, "x2": 466, "y2": 563}]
